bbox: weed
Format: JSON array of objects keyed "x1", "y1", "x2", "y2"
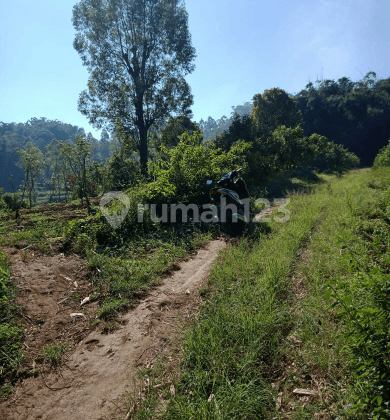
[
  {"x1": 41, "y1": 343, "x2": 69, "y2": 367},
  {"x1": 98, "y1": 298, "x2": 130, "y2": 321},
  {"x1": 0, "y1": 251, "x2": 25, "y2": 399},
  {"x1": 0, "y1": 384, "x2": 14, "y2": 401}
]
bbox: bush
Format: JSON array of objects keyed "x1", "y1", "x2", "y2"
[
  {"x1": 106, "y1": 155, "x2": 142, "y2": 190},
  {"x1": 373, "y1": 140, "x2": 390, "y2": 168},
  {"x1": 147, "y1": 131, "x2": 251, "y2": 205},
  {"x1": 1, "y1": 193, "x2": 25, "y2": 212},
  {"x1": 247, "y1": 127, "x2": 360, "y2": 182},
  {"x1": 305, "y1": 133, "x2": 360, "y2": 173}
]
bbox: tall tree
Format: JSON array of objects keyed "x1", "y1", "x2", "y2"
[
  {"x1": 72, "y1": 0, "x2": 196, "y2": 175},
  {"x1": 251, "y1": 88, "x2": 302, "y2": 138},
  {"x1": 152, "y1": 115, "x2": 199, "y2": 156},
  {"x1": 16, "y1": 142, "x2": 46, "y2": 209},
  {"x1": 59, "y1": 135, "x2": 93, "y2": 211}
]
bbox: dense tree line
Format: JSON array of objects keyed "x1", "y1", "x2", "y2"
[
  {"x1": 0, "y1": 119, "x2": 111, "y2": 193},
  {"x1": 295, "y1": 72, "x2": 390, "y2": 166},
  {"x1": 209, "y1": 87, "x2": 359, "y2": 182},
  {"x1": 201, "y1": 72, "x2": 390, "y2": 168}
]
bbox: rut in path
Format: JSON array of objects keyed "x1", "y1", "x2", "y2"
[{"x1": 0, "y1": 240, "x2": 226, "y2": 420}]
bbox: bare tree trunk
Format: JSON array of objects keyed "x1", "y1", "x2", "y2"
[{"x1": 139, "y1": 125, "x2": 148, "y2": 177}]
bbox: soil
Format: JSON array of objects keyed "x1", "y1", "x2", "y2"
[{"x1": 0, "y1": 240, "x2": 226, "y2": 420}]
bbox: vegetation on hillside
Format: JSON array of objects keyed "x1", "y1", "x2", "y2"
[
  {"x1": 201, "y1": 72, "x2": 390, "y2": 168},
  {"x1": 122, "y1": 167, "x2": 390, "y2": 420},
  {"x1": 1, "y1": 0, "x2": 389, "y2": 416},
  {"x1": 0, "y1": 251, "x2": 25, "y2": 400}
]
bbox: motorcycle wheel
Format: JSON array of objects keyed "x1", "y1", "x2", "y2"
[{"x1": 220, "y1": 209, "x2": 246, "y2": 237}]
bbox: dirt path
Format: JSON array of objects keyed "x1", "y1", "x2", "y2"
[{"x1": 0, "y1": 240, "x2": 226, "y2": 420}]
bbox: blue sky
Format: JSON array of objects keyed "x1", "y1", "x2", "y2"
[{"x1": 1, "y1": 0, "x2": 389, "y2": 138}]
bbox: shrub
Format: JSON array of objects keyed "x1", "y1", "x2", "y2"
[
  {"x1": 1, "y1": 193, "x2": 25, "y2": 212},
  {"x1": 373, "y1": 140, "x2": 390, "y2": 168},
  {"x1": 305, "y1": 133, "x2": 360, "y2": 173},
  {"x1": 41, "y1": 343, "x2": 69, "y2": 367},
  {"x1": 147, "y1": 131, "x2": 251, "y2": 205}
]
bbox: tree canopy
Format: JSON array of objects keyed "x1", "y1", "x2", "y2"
[
  {"x1": 294, "y1": 72, "x2": 390, "y2": 166},
  {"x1": 251, "y1": 88, "x2": 302, "y2": 138},
  {"x1": 72, "y1": 0, "x2": 196, "y2": 175}
]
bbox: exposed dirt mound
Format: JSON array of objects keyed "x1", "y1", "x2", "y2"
[{"x1": 0, "y1": 240, "x2": 226, "y2": 420}]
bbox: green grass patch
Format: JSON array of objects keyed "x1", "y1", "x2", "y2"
[
  {"x1": 0, "y1": 250, "x2": 25, "y2": 400},
  {"x1": 86, "y1": 229, "x2": 212, "y2": 318},
  {"x1": 61, "y1": 202, "x2": 213, "y2": 323},
  {"x1": 0, "y1": 208, "x2": 66, "y2": 251},
  {"x1": 41, "y1": 343, "x2": 69, "y2": 367}
]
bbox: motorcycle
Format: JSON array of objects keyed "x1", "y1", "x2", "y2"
[{"x1": 206, "y1": 169, "x2": 250, "y2": 236}]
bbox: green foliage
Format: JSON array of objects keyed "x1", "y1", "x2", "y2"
[
  {"x1": 147, "y1": 131, "x2": 251, "y2": 204},
  {"x1": 295, "y1": 73, "x2": 390, "y2": 166},
  {"x1": 322, "y1": 170, "x2": 390, "y2": 419},
  {"x1": 1, "y1": 193, "x2": 25, "y2": 212},
  {"x1": 106, "y1": 154, "x2": 141, "y2": 191},
  {"x1": 0, "y1": 251, "x2": 24, "y2": 398},
  {"x1": 16, "y1": 142, "x2": 46, "y2": 208},
  {"x1": 41, "y1": 343, "x2": 69, "y2": 367},
  {"x1": 59, "y1": 134, "x2": 93, "y2": 208},
  {"x1": 251, "y1": 88, "x2": 302, "y2": 138},
  {"x1": 152, "y1": 116, "x2": 200, "y2": 159},
  {"x1": 305, "y1": 133, "x2": 360, "y2": 174},
  {"x1": 327, "y1": 269, "x2": 390, "y2": 419},
  {"x1": 214, "y1": 113, "x2": 253, "y2": 151},
  {"x1": 247, "y1": 126, "x2": 359, "y2": 181},
  {"x1": 251, "y1": 125, "x2": 308, "y2": 176},
  {"x1": 0, "y1": 118, "x2": 87, "y2": 193},
  {"x1": 373, "y1": 140, "x2": 390, "y2": 168},
  {"x1": 0, "y1": 252, "x2": 13, "y2": 320},
  {"x1": 73, "y1": 0, "x2": 196, "y2": 174}
]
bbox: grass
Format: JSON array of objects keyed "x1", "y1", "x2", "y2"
[
  {"x1": 3, "y1": 168, "x2": 389, "y2": 417},
  {"x1": 0, "y1": 196, "x2": 213, "y2": 401},
  {"x1": 124, "y1": 168, "x2": 390, "y2": 420},
  {"x1": 0, "y1": 205, "x2": 78, "y2": 251},
  {"x1": 121, "y1": 174, "x2": 333, "y2": 419},
  {"x1": 161, "y1": 179, "x2": 332, "y2": 419},
  {"x1": 0, "y1": 250, "x2": 25, "y2": 400},
  {"x1": 86, "y1": 228, "x2": 212, "y2": 321},
  {"x1": 41, "y1": 343, "x2": 69, "y2": 367}
]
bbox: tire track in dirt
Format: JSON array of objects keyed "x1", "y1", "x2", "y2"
[{"x1": 0, "y1": 240, "x2": 226, "y2": 420}]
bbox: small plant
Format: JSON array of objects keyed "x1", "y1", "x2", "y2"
[
  {"x1": 98, "y1": 298, "x2": 129, "y2": 321},
  {"x1": 1, "y1": 193, "x2": 25, "y2": 219},
  {"x1": 41, "y1": 343, "x2": 69, "y2": 367},
  {"x1": 102, "y1": 321, "x2": 118, "y2": 334},
  {"x1": 0, "y1": 384, "x2": 14, "y2": 401},
  {"x1": 22, "y1": 249, "x2": 30, "y2": 262}
]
